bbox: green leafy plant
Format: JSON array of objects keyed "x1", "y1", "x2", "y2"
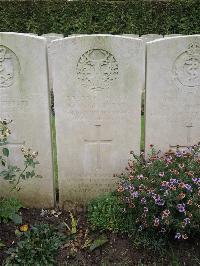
[
  {"x1": 0, "y1": 197, "x2": 22, "y2": 224},
  {"x1": 0, "y1": 118, "x2": 42, "y2": 224},
  {"x1": 64, "y1": 211, "x2": 78, "y2": 235},
  {"x1": 4, "y1": 223, "x2": 66, "y2": 266},
  {"x1": 0, "y1": 239, "x2": 6, "y2": 249},
  {"x1": 0, "y1": 118, "x2": 42, "y2": 192},
  {"x1": 87, "y1": 193, "x2": 137, "y2": 233}
]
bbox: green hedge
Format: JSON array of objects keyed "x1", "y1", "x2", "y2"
[{"x1": 0, "y1": 0, "x2": 199, "y2": 36}]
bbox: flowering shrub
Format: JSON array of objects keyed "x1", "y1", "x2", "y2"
[{"x1": 116, "y1": 144, "x2": 200, "y2": 241}]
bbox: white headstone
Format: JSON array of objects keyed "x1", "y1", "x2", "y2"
[
  {"x1": 70, "y1": 34, "x2": 84, "y2": 36},
  {"x1": 42, "y1": 33, "x2": 64, "y2": 45},
  {"x1": 164, "y1": 34, "x2": 183, "y2": 37},
  {"x1": 145, "y1": 35, "x2": 200, "y2": 153},
  {"x1": 0, "y1": 33, "x2": 54, "y2": 207},
  {"x1": 50, "y1": 35, "x2": 145, "y2": 206},
  {"x1": 123, "y1": 34, "x2": 140, "y2": 38},
  {"x1": 42, "y1": 33, "x2": 64, "y2": 95},
  {"x1": 141, "y1": 34, "x2": 163, "y2": 43},
  {"x1": 27, "y1": 33, "x2": 38, "y2": 36}
]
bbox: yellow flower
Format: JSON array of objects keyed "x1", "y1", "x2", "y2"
[{"x1": 19, "y1": 224, "x2": 29, "y2": 232}]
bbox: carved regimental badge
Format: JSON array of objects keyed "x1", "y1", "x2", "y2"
[
  {"x1": 77, "y1": 49, "x2": 118, "y2": 91},
  {"x1": 0, "y1": 46, "x2": 19, "y2": 88},
  {"x1": 173, "y1": 42, "x2": 200, "y2": 90}
]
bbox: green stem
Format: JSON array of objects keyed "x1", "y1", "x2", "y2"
[{"x1": 9, "y1": 165, "x2": 28, "y2": 193}]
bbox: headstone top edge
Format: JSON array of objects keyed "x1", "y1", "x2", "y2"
[
  {"x1": 0, "y1": 32, "x2": 46, "y2": 41},
  {"x1": 50, "y1": 34, "x2": 144, "y2": 44},
  {"x1": 146, "y1": 34, "x2": 200, "y2": 45},
  {"x1": 42, "y1": 33, "x2": 64, "y2": 37}
]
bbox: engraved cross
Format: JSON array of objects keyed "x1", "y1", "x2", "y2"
[{"x1": 84, "y1": 125, "x2": 112, "y2": 170}]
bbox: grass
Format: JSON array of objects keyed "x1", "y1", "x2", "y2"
[
  {"x1": 51, "y1": 114, "x2": 58, "y2": 196},
  {"x1": 141, "y1": 114, "x2": 144, "y2": 151}
]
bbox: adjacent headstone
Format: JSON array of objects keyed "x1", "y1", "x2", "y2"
[
  {"x1": 123, "y1": 34, "x2": 139, "y2": 38},
  {"x1": 50, "y1": 35, "x2": 145, "y2": 206},
  {"x1": 145, "y1": 35, "x2": 200, "y2": 153},
  {"x1": 164, "y1": 34, "x2": 183, "y2": 37},
  {"x1": 26, "y1": 33, "x2": 38, "y2": 36},
  {"x1": 0, "y1": 33, "x2": 54, "y2": 207},
  {"x1": 141, "y1": 34, "x2": 163, "y2": 42},
  {"x1": 42, "y1": 33, "x2": 64, "y2": 95},
  {"x1": 70, "y1": 34, "x2": 84, "y2": 36}
]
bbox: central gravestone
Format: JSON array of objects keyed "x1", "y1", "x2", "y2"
[
  {"x1": 145, "y1": 35, "x2": 200, "y2": 153},
  {"x1": 50, "y1": 35, "x2": 144, "y2": 206}
]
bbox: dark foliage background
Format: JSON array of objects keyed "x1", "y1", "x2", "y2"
[{"x1": 0, "y1": 0, "x2": 199, "y2": 36}]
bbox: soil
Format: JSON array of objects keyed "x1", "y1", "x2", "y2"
[{"x1": 0, "y1": 207, "x2": 199, "y2": 266}]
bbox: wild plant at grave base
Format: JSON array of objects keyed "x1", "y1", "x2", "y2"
[
  {"x1": 4, "y1": 223, "x2": 66, "y2": 266},
  {"x1": 0, "y1": 118, "x2": 42, "y2": 224},
  {"x1": 116, "y1": 144, "x2": 200, "y2": 242},
  {"x1": 0, "y1": 118, "x2": 42, "y2": 192},
  {"x1": 0, "y1": 197, "x2": 22, "y2": 224}
]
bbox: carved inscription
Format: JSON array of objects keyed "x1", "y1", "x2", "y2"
[
  {"x1": 67, "y1": 178, "x2": 116, "y2": 195},
  {"x1": 77, "y1": 49, "x2": 118, "y2": 91},
  {"x1": 65, "y1": 95, "x2": 131, "y2": 121},
  {"x1": 173, "y1": 42, "x2": 200, "y2": 89},
  {"x1": 0, "y1": 46, "x2": 19, "y2": 88}
]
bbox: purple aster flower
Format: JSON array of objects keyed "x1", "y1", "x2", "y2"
[
  {"x1": 177, "y1": 203, "x2": 186, "y2": 213},
  {"x1": 176, "y1": 151, "x2": 182, "y2": 157},
  {"x1": 155, "y1": 197, "x2": 165, "y2": 206},
  {"x1": 192, "y1": 178, "x2": 198, "y2": 183},
  {"x1": 184, "y1": 218, "x2": 190, "y2": 224},
  {"x1": 141, "y1": 197, "x2": 146, "y2": 204},
  {"x1": 144, "y1": 207, "x2": 148, "y2": 212},
  {"x1": 151, "y1": 192, "x2": 157, "y2": 199},
  {"x1": 170, "y1": 178, "x2": 178, "y2": 184},
  {"x1": 159, "y1": 172, "x2": 165, "y2": 177},
  {"x1": 184, "y1": 184, "x2": 193, "y2": 191},
  {"x1": 175, "y1": 232, "x2": 182, "y2": 240},
  {"x1": 131, "y1": 191, "x2": 139, "y2": 198},
  {"x1": 129, "y1": 184, "x2": 135, "y2": 191}
]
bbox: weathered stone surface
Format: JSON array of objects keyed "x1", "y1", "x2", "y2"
[
  {"x1": 0, "y1": 33, "x2": 54, "y2": 208},
  {"x1": 123, "y1": 34, "x2": 139, "y2": 38},
  {"x1": 164, "y1": 34, "x2": 183, "y2": 37},
  {"x1": 50, "y1": 35, "x2": 144, "y2": 206},
  {"x1": 42, "y1": 33, "x2": 64, "y2": 45},
  {"x1": 42, "y1": 33, "x2": 64, "y2": 96},
  {"x1": 141, "y1": 34, "x2": 163, "y2": 42},
  {"x1": 27, "y1": 33, "x2": 38, "y2": 36},
  {"x1": 145, "y1": 35, "x2": 200, "y2": 153}
]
